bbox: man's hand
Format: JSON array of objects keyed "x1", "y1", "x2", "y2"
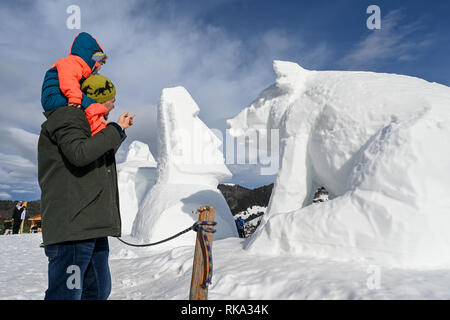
[{"x1": 117, "y1": 112, "x2": 135, "y2": 130}]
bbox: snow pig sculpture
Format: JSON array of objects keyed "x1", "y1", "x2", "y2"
[{"x1": 227, "y1": 60, "x2": 450, "y2": 267}]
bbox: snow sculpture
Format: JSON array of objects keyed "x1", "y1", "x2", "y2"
[
  {"x1": 132, "y1": 87, "x2": 238, "y2": 247},
  {"x1": 117, "y1": 140, "x2": 157, "y2": 235},
  {"x1": 227, "y1": 60, "x2": 450, "y2": 267}
]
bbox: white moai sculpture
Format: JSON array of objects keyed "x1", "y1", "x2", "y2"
[{"x1": 132, "y1": 87, "x2": 238, "y2": 247}]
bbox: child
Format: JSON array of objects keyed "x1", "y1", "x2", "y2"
[{"x1": 41, "y1": 32, "x2": 109, "y2": 135}]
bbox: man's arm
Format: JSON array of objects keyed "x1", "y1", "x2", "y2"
[
  {"x1": 107, "y1": 122, "x2": 127, "y2": 154},
  {"x1": 48, "y1": 107, "x2": 125, "y2": 167}
]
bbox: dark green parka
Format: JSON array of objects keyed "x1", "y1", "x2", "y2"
[{"x1": 38, "y1": 106, "x2": 126, "y2": 245}]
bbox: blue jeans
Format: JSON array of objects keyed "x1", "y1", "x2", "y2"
[{"x1": 44, "y1": 237, "x2": 111, "y2": 300}]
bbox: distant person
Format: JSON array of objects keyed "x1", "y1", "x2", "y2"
[
  {"x1": 312, "y1": 186, "x2": 329, "y2": 204},
  {"x1": 235, "y1": 217, "x2": 246, "y2": 238},
  {"x1": 38, "y1": 74, "x2": 134, "y2": 300},
  {"x1": 30, "y1": 223, "x2": 38, "y2": 234},
  {"x1": 12, "y1": 201, "x2": 24, "y2": 234},
  {"x1": 3, "y1": 220, "x2": 12, "y2": 235}
]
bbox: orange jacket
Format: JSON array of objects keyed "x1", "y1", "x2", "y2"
[
  {"x1": 85, "y1": 103, "x2": 108, "y2": 136},
  {"x1": 54, "y1": 55, "x2": 92, "y2": 105}
]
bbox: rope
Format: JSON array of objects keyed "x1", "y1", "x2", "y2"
[
  {"x1": 116, "y1": 220, "x2": 217, "y2": 287},
  {"x1": 116, "y1": 224, "x2": 196, "y2": 247}
]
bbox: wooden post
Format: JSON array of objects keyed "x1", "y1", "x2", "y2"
[
  {"x1": 19, "y1": 219, "x2": 25, "y2": 234},
  {"x1": 189, "y1": 206, "x2": 215, "y2": 300}
]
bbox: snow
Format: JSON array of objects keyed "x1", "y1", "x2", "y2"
[
  {"x1": 227, "y1": 60, "x2": 450, "y2": 267},
  {"x1": 116, "y1": 140, "x2": 157, "y2": 235},
  {"x1": 4, "y1": 64, "x2": 450, "y2": 299},
  {"x1": 131, "y1": 87, "x2": 238, "y2": 247},
  {"x1": 235, "y1": 205, "x2": 266, "y2": 221},
  {"x1": 3, "y1": 234, "x2": 450, "y2": 300}
]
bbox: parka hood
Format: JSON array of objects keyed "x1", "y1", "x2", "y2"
[{"x1": 70, "y1": 32, "x2": 104, "y2": 70}]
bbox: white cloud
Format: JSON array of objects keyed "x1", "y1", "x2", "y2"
[
  {"x1": 0, "y1": 0, "x2": 311, "y2": 197},
  {"x1": 340, "y1": 9, "x2": 434, "y2": 70},
  {"x1": 11, "y1": 190, "x2": 34, "y2": 194},
  {"x1": 0, "y1": 192, "x2": 12, "y2": 199},
  {"x1": 0, "y1": 153, "x2": 38, "y2": 196}
]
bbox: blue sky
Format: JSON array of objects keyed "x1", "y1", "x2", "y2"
[
  {"x1": 0, "y1": 0, "x2": 449, "y2": 201},
  {"x1": 147, "y1": 0, "x2": 450, "y2": 81}
]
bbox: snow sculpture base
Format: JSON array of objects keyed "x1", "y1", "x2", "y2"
[{"x1": 117, "y1": 141, "x2": 157, "y2": 235}]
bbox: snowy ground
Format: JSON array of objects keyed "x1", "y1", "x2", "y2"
[{"x1": 2, "y1": 233, "x2": 450, "y2": 300}]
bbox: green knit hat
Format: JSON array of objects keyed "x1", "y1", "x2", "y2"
[{"x1": 81, "y1": 74, "x2": 116, "y2": 103}]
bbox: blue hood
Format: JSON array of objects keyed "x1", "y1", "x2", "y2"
[{"x1": 70, "y1": 32, "x2": 103, "y2": 70}]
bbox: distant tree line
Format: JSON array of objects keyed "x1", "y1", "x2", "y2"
[{"x1": 218, "y1": 183, "x2": 273, "y2": 216}]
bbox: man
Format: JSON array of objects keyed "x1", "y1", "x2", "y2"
[
  {"x1": 38, "y1": 75, "x2": 135, "y2": 300},
  {"x1": 235, "y1": 217, "x2": 245, "y2": 238},
  {"x1": 12, "y1": 201, "x2": 24, "y2": 234}
]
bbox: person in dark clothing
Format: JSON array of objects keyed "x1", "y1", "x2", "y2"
[
  {"x1": 313, "y1": 186, "x2": 329, "y2": 204},
  {"x1": 30, "y1": 224, "x2": 38, "y2": 233},
  {"x1": 235, "y1": 217, "x2": 246, "y2": 238},
  {"x1": 3, "y1": 220, "x2": 12, "y2": 235},
  {"x1": 12, "y1": 201, "x2": 24, "y2": 234},
  {"x1": 38, "y1": 74, "x2": 135, "y2": 300}
]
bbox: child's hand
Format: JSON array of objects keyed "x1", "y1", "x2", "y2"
[
  {"x1": 93, "y1": 64, "x2": 102, "y2": 74},
  {"x1": 117, "y1": 112, "x2": 135, "y2": 130},
  {"x1": 101, "y1": 116, "x2": 110, "y2": 126}
]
